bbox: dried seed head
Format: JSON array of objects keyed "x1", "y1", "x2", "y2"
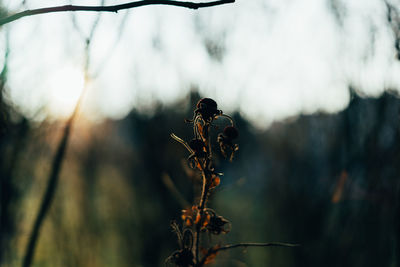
[
  {"x1": 218, "y1": 131, "x2": 239, "y2": 161},
  {"x1": 195, "y1": 98, "x2": 221, "y2": 121},
  {"x1": 196, "y1": 98, "x2": 218, "y2": 110},
  {"x1": 223, "y1": 126, "x2": 239, "y2": 139},
  {"x1": 206, "y1": 213, "x2": 230, "y2": 235}
]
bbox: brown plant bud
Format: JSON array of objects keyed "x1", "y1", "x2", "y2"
[
  {"x1": 195, "y1": 98, "x2": 221, "y2": 121},
  {"x1": 206, "y1": 213, "x2": 230, "y2": 235},
  {"x1": 223, "y1": 126, "x2": 239, "y2": 139},
  {"x1": 196, "y1": 98, "x2": 218, "y2": 110}
]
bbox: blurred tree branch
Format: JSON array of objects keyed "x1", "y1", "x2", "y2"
[
  {"x1": 21, "y1": 7, "x2": 101, "y2": 267},
  {"x1": 22, "y1": 106, "x2": 76, "y2": 267},
  {"x1": 0, "y1": 0, "x2": 234, "y2": 26}
]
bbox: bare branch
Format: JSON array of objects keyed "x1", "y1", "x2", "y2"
[
  {"x1": 0, "y1": 0, "x2": 235, "y2": 26},
  {"x1": 22, "y1": 11, "x2": 98, "y2": 266},
  {"x1": 22, "y1": 92, "x2": 83, "y2": 267},
  {"x1": 215, "y1": 242, "x2": 300, "y2": 251},
  {"x1": 198, "y1": 242, "x2": 299, "y2": 266}
]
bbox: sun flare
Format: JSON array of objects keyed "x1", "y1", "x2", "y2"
[{"x1": 45, "y1": 66, "x2": 85, "y2": 118}]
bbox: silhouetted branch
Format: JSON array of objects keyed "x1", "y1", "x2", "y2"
[
  {"x1": 22, "y1": 8, "x2": 99, "y2": 266},
  {"x1": 214, "y1": 242, "x2": 299, "y2": 251},
  {"x1": 198, "y1": 242, "x2": 299, "y2": 266},
  {"x1": 0, "y1": 0, "x2": 235, "y2": 26},
  {"x1": 22, "y1": 84, "x2": 87, "y2": 267},
  {"x1": 22, "y1": 108, "x2": 77, "y2": 267}
]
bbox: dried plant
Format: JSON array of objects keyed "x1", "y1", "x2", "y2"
[{"x1": 167, "y1": 98, "x2": 298, "y2": 266}]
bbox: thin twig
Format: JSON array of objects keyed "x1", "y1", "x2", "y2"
[
  {"x1": 198, "y1": 242, "x2": 299, "y2": 266},
  {"x1": 214, "y1": 242, "x2": 300, "y2": 251},
  {"x1": 218, "y1": 113, "x2": 234, "y2": 126},
  {"x1": 0, "y1": 0, "x2": 235, "y2": 26}
]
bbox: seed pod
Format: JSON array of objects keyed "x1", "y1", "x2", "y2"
[
  {"x1": 223, "y1": 126, "x2": 239, "y2": 139},
  {"x1": 218, "y1": 128, "x2": 239, "y2": 161},
  {"x1": 206, "y1": 214, "x2": 230, "y2": 235},
  {"x1": 195, "y1": 98, "x2": 221, "y2": 121},
  {"x1": 196, "y1": 98, "x2": 218, "y2": 110}
]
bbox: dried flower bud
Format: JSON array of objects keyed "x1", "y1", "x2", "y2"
[
  {"x1": 217, "y1": 132, "x2": 239, "y2": 161},
  {"x1": 223, "y1": 126, "x2": 239, "y2": 139},
  {"x1": 196, "y1": 98, "x2": 218, "y2": 110},
  {"x1": 195, "y1": 98, "x2": 221, "y2": 121},
  {"x1": 206, "y1": 213, "x2": 230, "y2": 235}
]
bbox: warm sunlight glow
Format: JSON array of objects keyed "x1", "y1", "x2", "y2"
[
  {"x1": 5, "y1": 0, "x2": 400, "y2": 127},
  {"x1": 45, "y1": 66, "x2": 85, "y2": 118}
]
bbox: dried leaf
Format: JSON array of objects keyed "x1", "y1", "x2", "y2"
[
  {"x1": 203, "y1": 245, "x2": 220, "y2": 265},
  {"x1": 209, "y1": 176, "x2": 220, "y2": 189}
]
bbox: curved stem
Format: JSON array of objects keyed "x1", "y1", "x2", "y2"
[
  {"x1": 171, "y1": 133, "x2": 194, "y2": 154},
  {"x1": 194, "y1": 162, "x2": 211, "y2": 264},
  {"x1": 217, "y1": 114, "x2": 234, "y2": 126},
  {"x1": 195, "y1": 171, "x2": 206, "y2": 262}
]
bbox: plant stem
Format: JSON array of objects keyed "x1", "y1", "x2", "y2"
[
  {"x1": 194, "y1": 121, "x2": 212, "y2": 264},
  {"x1": 194, "y1": 170, "x2": 209, "y2": 264},
  {"x1": 198, "y1": 171, "x2": 209, "y2": 211}
]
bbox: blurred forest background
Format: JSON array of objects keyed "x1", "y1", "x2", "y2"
[{"x1": 1, "y1": 0, "x2": 400, "y2": 267}]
